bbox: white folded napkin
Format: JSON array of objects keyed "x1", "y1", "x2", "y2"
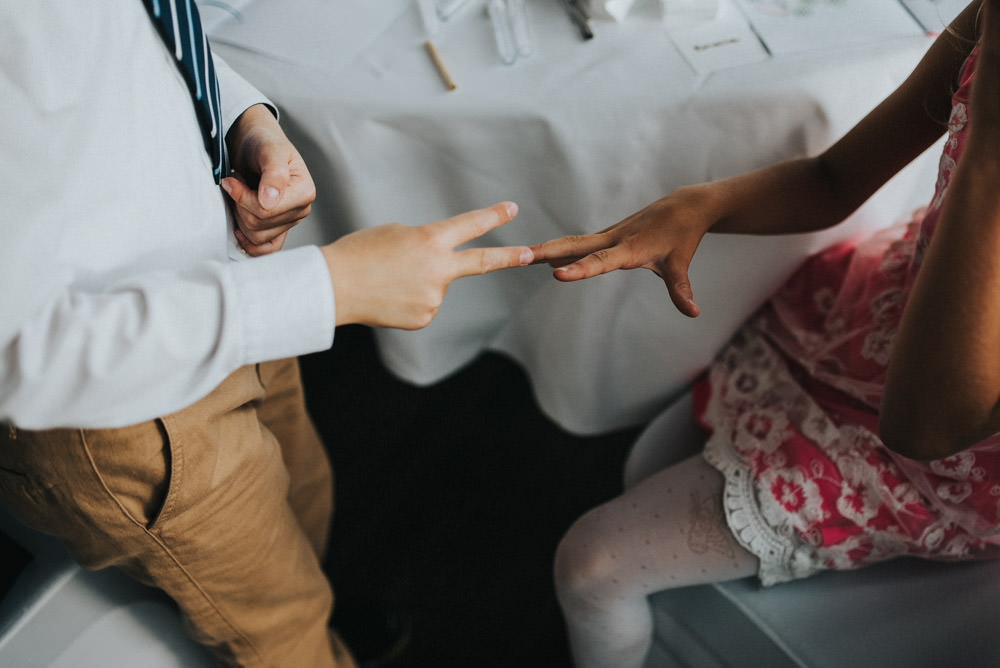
[
  {"x1": 584, "y1": 0, "x2": 720, "y2": 23},
  {"x1": 662, "y1": 0, "x2": 719, "y2": 24},
  {"x1": 582, "y1": 0, "x2": 636, "y2": 22}
]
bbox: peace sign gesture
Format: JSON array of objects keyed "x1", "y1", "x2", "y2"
[{"x1": 321, "y1": 203, "x2": 533, "y2": 330}]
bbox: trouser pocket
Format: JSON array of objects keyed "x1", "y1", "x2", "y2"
[
  {"x1": 0, "y1": 420, "x2": 174, "y2": 571},
  {"x1": 78, "y1": 418, "x2": 174, "y2": 532}
]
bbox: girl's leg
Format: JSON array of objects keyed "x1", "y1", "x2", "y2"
[{"x1": 553, "y1": 454, "x2": 758, "y2": 668}]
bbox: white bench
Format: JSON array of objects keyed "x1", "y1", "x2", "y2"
[{"x1": 0, "y1": 507, "x2": 213, "y2": 668}]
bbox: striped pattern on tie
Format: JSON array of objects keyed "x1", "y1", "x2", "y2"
[{"x1": 142, "y1": 0, "x2": 228, "y2": 184}]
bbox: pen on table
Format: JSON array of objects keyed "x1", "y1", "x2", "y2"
[
  {"x1": 558, "y1": 0, "x2": 593, "y2": 40},
  {"x1": 424, "y1": 40, "x2": 457, "y2": 91}
]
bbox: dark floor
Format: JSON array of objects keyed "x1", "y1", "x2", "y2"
[{"x1": 302, "y1": 325, "x2": 643, "y2": 668}]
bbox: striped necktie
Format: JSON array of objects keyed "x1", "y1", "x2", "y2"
[{"x1": 142, "y1": 0, "x2": 227, "y2": 184}]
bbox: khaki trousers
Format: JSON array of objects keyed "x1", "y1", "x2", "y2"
[{"x1": 0, "y1": 359, "x2": 355, "y2": 668}]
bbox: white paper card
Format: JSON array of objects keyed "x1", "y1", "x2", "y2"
[
  {"x1": 584, "y1": 0, "x2": 638, "y2": 21},
  {"x1": 197, "y1": 0, "x2": 411, "y2": 72},
  {"x1": 669, "y1": 14, "x2": 769, "y2": 74},
  {"x1": 662, "y1": 0, "x2": 720, "y2": 25},
  {"x1": 732, "y1": 0, "x2": 924, "y2": 55}
]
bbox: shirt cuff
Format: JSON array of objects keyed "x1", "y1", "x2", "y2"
[
  {"x1": 213, "y1": 53, "x2": 279, "y2": 133},
  {"x1": 228, "y1": 245, "x2": 335, "y2": 364}
]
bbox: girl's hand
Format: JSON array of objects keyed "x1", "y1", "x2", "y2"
[{"x1": 529, "y1": 186, "x2": 719, "y2": 318}]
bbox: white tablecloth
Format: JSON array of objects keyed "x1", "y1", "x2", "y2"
[{"x1": 215, "y1": 2, "x2": 942, "y2": 434}]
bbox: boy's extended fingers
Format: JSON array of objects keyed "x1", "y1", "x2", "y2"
[
  {"x1": 454, "y1": 245, "x2": 535, "y2": 278},
  {"x1": 432, "y1": 202, "x2": 519, "y2": 248}
]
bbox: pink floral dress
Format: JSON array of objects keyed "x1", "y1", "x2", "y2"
[{"x1": 695, "y1": 47, "x2": 1000, "y2": 586}]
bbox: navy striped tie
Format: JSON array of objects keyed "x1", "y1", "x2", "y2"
[{"x1": 142, "y1": 0, "x2": 227, "y2": 184}]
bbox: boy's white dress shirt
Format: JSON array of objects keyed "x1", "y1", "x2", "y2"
[{"x1": 0, "y1": 0, "x2": 336, "y2": 428}]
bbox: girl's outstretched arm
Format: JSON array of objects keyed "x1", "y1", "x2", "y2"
[
  {"x1": 531, "y1": 3, "x2": 979, "y2": 317},
  {"x1": 881, "y1": 1, "x2": 1000, "y2": 460}
]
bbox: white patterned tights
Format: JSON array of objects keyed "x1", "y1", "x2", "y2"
[{"x1": 553, "y1": 399, "x2": 759, "y2": 668}]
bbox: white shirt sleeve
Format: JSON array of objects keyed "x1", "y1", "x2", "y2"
[
  {"x1": 214, "y1": 53, "x2": 279, "y2": 131},
  {"x1": 0, "y1": 2, "x2": 335, "y2": 429}
]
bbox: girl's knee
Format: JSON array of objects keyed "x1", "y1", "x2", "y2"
[{"x1": 553, "y1": 514, "x2": 628, "y2": 608}]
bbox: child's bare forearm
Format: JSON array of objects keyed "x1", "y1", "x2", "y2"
[
  {"x1": 711, "y1": 5, "x2": 978, "y2": 239},
  {"x1": 882, "y1": 3, "x2": 1000, "y2": 459},
  {"x1": 881, "y1": 149, "x2": 1000, "y2": 459},
  {"x1": 706, "y1": 156, "x2": 858, "y2": 236}
]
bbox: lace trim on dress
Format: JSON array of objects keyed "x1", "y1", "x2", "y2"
[{"x1": 703, "y1": 432, "x2": 821, "y2": 586}]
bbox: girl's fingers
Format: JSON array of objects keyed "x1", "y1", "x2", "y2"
[
  {"x1": 552, "y1": 246, "x2": 630, "y2": 281},
  {"x1": 530, "y1": 233, "x2": 615, "y2": 266},
  {"x1": 659, "y1": 255, "x2": 700, "y2": 318}
]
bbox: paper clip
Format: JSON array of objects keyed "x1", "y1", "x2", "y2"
[
  {"x1": 417, "y1": 0, "x2": 442, "y2": 34},
  {"x1": 488, "y1": 0, "x2": 535, "y2": 65},
  {"x1": 507, "y1": 0, "x2": 534, "y2": 58},
  {"x1": 436, "y1": 0, "x2": 473, "y2": 21}
]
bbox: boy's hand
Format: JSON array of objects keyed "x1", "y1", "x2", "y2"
[
  {"x1": 322, "y1": 203, "x2": 533, "y2": 330},
  {"x1": 222, "y1": 104, "x2": 316, "y2": 256}
]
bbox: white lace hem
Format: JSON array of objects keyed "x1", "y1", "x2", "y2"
[{"x1": 703, "y1": 432, "x2": 822, "y2": 587}]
